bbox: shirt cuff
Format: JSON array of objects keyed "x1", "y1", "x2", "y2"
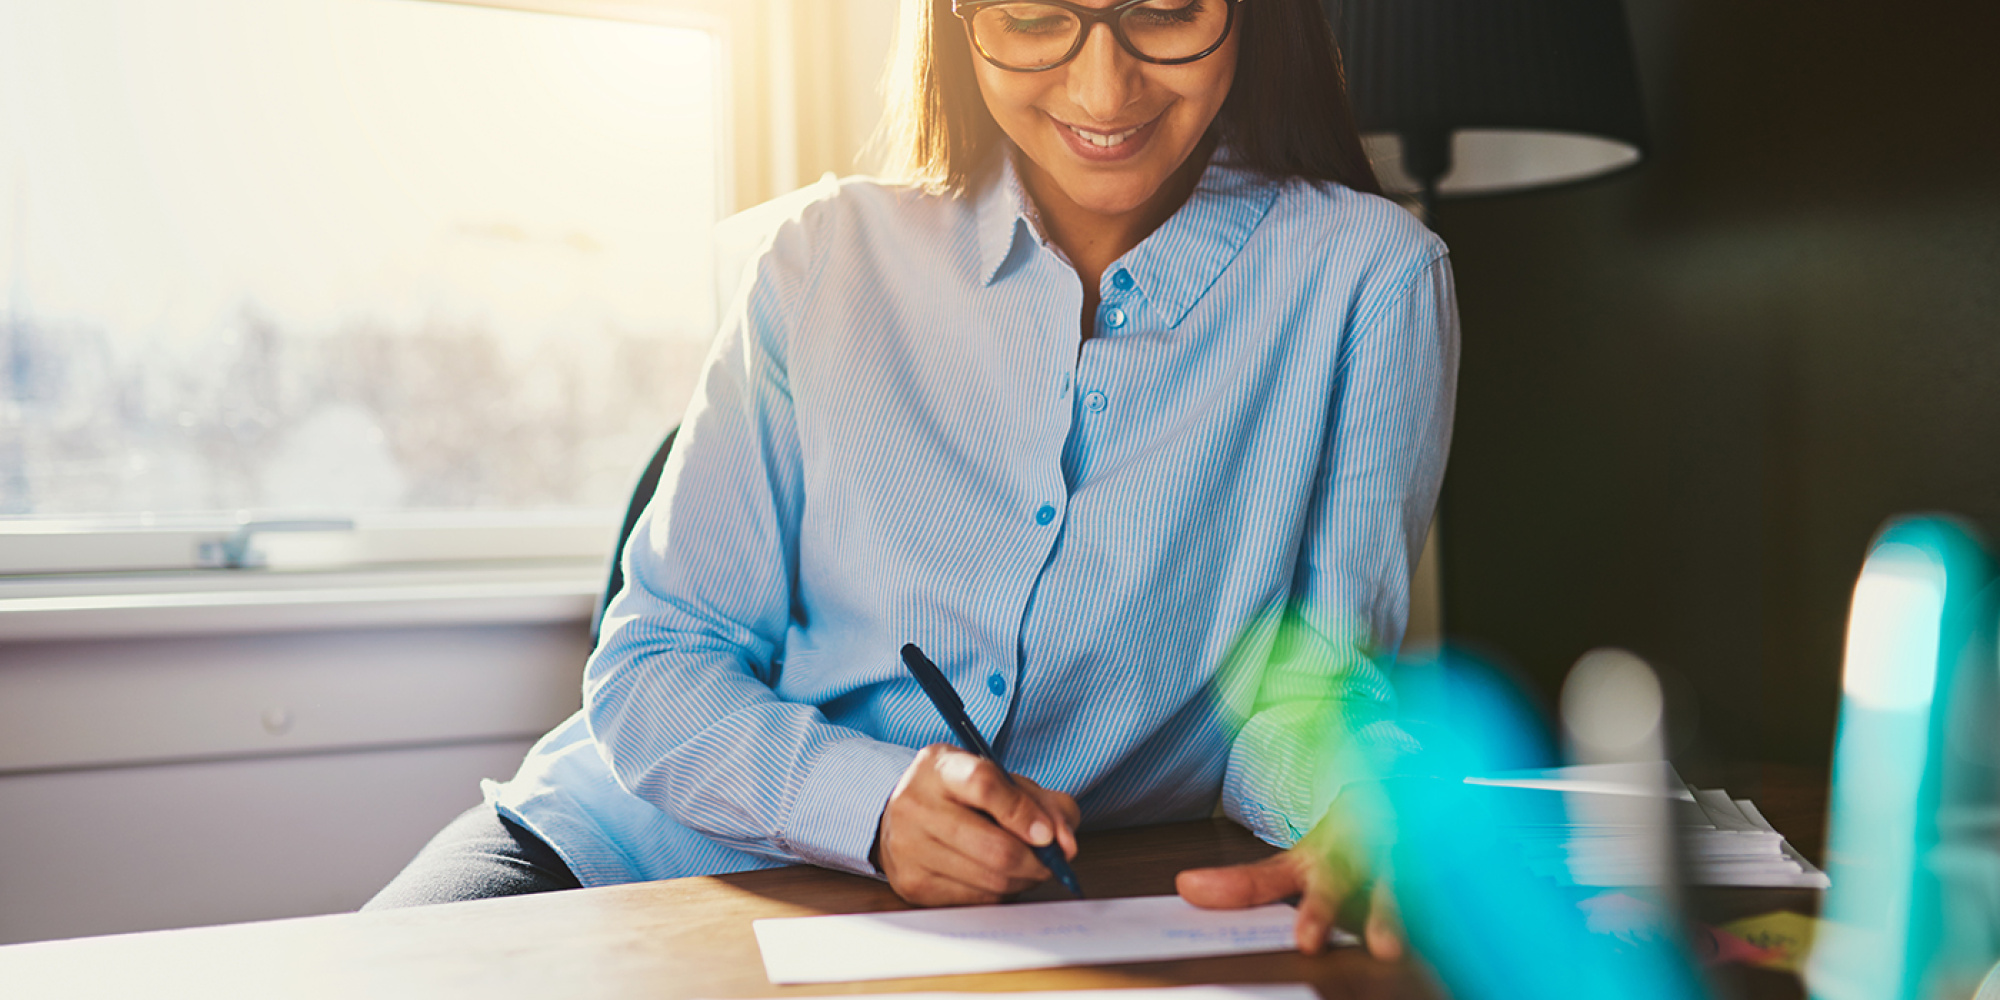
[
  {"x1": 1224, "y1": 714, "x2": 1419, "y2": 847},
  {"x1": 782, "y1": 737, "x2": 919, "y2": 876}
]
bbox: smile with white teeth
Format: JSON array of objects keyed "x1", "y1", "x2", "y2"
[{"x1": 1063, "y1": 121, "x2": 1145, "y2": 148}]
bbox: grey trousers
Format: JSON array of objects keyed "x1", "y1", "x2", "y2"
[{"x1": 362, "y1": 805, "x2": 581, "y2": 910}]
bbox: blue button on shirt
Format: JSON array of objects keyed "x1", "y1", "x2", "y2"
[{"x1": 485, "y1": 148, "x2": 1459, "y2": 888}]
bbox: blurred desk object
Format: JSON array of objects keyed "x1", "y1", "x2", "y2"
[
  {"x1": 0, "y1": 776, "x2": 1826, "y2": 1000},
  {"x1": 1684, "y1": 762, "x2": 1830, "y2": 1000},
  {"x1": 1683, "y1": 761, "x2": 1830, "y2": 910}
]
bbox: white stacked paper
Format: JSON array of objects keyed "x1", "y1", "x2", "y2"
[{"x1": 1465, "y1": 762, "x2": 1830, "y2": 889}]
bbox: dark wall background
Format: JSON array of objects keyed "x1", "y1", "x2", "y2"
[{"x1": 1435, "y1": 0, "x2": 2000, "y2": 769}]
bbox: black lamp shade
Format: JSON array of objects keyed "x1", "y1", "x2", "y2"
[{"x1": 1329, "y1": 0, "x2": 1650, "y2": 198}]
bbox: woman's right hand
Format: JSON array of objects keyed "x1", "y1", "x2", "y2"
[{"x1": 874, "y1": 744, "x2": 1080, "y2": 905}]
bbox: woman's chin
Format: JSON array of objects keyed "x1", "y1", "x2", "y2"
[
  {"x1": 1042, "y1": 177, "x2": 1175, "y2": 222},
  {"x1": 1021, "y1": 136, "x2": 1211, "y2": 225}
]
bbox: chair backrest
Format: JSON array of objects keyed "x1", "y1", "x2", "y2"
[{"x1": 591, "y1": 427, "x2": 678, "y2": 648}]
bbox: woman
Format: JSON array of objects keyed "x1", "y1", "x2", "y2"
[{"x1": 370, "y1": 0, "x2": 1455, "y2": 959}]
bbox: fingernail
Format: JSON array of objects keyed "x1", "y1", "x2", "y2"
[{"x1": 1028, "y1": 821, "x2": 1052, "y2": 845}]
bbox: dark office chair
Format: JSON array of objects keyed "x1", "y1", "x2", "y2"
[{"x1": 590, "y1": 426, "x2": 678, "y2": 647}]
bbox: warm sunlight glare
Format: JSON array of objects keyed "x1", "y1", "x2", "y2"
[{"x1": 0, "y1": 0, "x2": 722, "y2": 514}]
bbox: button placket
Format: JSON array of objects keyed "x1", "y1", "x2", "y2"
[
  {"x1": 1097, "y1": 265, "x2": 1140, "y2": 338},
  {"x1": 1084, "y1": 270, "x2": 1135, "y2": 417}
]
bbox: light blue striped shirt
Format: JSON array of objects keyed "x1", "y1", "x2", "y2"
[{"x1": 486, "y1": 148, "x2": 1458, "y2": 887}]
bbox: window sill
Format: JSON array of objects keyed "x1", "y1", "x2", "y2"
[{"x1": 0, "y1": 563, "x2": 603, "y2": 643}]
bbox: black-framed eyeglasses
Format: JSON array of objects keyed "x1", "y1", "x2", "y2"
[{"x1": 951, "y1": 0, "x2": 1241, "y2": 73}]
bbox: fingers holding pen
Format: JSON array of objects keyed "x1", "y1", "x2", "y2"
[
  {"x1": 892, "y1": 645, "x2": 1083, "y2": 898},
  {"x1": 901, "y1": 818, "x2": 1046, "y2": 900},
  {"x1": 931, "y1": 748, "x2": 1078, "y2": 856},
  {"x1": 1006, "y1": 772, "x2": 1082, "y2": 859},
  {"x1": 877, "y1": 745, "x2": 1078, "y2": 906}
]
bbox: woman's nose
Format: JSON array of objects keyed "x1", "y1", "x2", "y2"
[{"x1": 1065, "y1": 23, "x2": 1141, "y2": 122}]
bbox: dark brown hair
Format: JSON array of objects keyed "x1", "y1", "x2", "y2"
[{"x1": 881, "y1": 0, "x2": 1383, "y2": 197}]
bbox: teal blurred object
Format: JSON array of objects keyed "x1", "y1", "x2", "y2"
[
  {"x1": 1808, "y1": 516, "x2": 1996, "y2": 1000},
  {"x1": 1388, "y1": 657, "x2": 1707, "y2": 1000}
]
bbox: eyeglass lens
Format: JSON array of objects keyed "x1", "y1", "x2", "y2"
[{"x1": 968, "y1": 0, "x2": 1229, "y2": 71}]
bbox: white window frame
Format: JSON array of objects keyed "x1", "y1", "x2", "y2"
[{"x1": 0, "y1": 0, "x2": 814, "y2": 629}]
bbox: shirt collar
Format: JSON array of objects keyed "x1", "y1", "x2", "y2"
[
  {"x1": 974, "y1": 153, "x2": 1040, "y2": 286},
  {"x1": 1120, "y1": 149, "x2": 1281, "y2": 330},
  {"x1": 973, "y1": 146, "x2": 1282, "y2": 328}
]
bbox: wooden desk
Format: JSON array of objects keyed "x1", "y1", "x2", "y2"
[
  {"x1": 3, "y1": 819, "x2": 1423, "y2": 1000},
  {"x1": 3, "y1": 772, "x2": 1826, "y2": 1000}
]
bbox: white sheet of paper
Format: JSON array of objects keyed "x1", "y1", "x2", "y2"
[
  {"x1": 719, "y1": 987, "x2": 1321, "y2": 1000},
  {"x1": 1465, "y1": 761, "x2": 1698, "y2": 801},
  {"x1": 753, "y1": 895, "x2": 1333, "y2": 984}
]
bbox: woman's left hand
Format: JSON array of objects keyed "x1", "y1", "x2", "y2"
[{"x1": 1174, "y1": 805, "x2": 1403, "y2": 959}]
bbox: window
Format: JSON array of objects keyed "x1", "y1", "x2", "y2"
[{"x1": 0, "y1": 0, "x2": 764, "y2": 579}]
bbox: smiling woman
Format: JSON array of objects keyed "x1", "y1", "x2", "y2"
[
  {"x1": 888, "y1": 0, "x2": 1379, "y2": 194},
  {"x1": 886, "y1": 0, "x2": 1384, "y2": 331},
  {"x1": 966, "y1": 0, "x2": 1243, "y2": 278},
  {"x1": 371, "y1": 0, "x2": 1457, "y2": 968}
]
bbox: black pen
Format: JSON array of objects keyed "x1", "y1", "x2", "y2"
[{"x1": 899, "y1": 642, "x2": 1085, "y2": 898}]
